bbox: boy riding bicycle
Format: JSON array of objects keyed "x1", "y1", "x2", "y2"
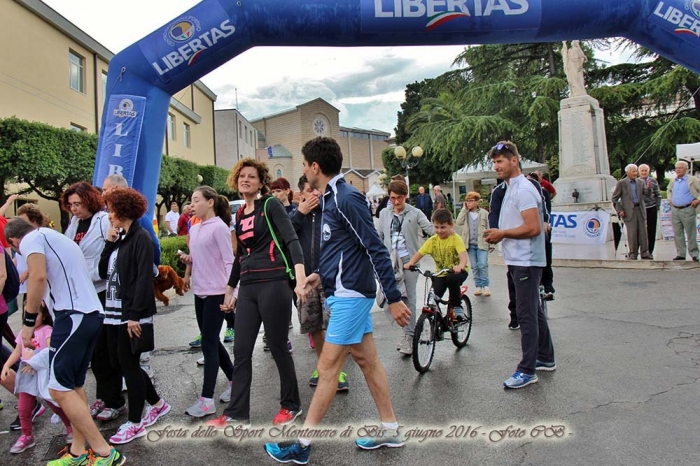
[{"x1": 405, "y1": 209, "x2": 469, "y2": 319}]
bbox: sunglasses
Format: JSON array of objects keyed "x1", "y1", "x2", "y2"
[{"x1": 493, "y1": 143, "x2": 514, "y2": 155}]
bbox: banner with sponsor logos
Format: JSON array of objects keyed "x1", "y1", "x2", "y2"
[
  {"x1": 550, "y1": 211, "x2": 610, "y2": 245},
  {"x1": 93, "y1": 95, "x2": 146, "y2": 188}
]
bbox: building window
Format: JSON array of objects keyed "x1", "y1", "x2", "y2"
[
  {"x1": 276, "y1": 169, "x2": 282, "y2": 178},
  {"x1": 70, "y1": 123, "x2": 86, "y2": 132},
  {"x1": 102, "y1": 71, "x2": 108, "y2": 104},
  {"x1": 340, "y1": 130, "x2": 348, "y2": 137},
  {"x1": 245, "y1": 125, "x2": 248, "y2": 143},
  {"x1": 238, "y1": 120, "x2": 242, "y2": 138},
  {"x1": 69, "y1": 50, "x2": 85, "y2": 92},
  {"x1": 167, "y1": 113, "x2": 175, "y2": 140},
  {"x1": 250, "y1": 130, "x2": 253, "y2": 145},
  {"x1": 183, "y1": 123, "x2": 191, "y2": 148}
]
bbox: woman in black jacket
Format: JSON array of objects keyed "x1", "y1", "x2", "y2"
[
  {"x1": 208, "y1": 158, "x2": 307, "y2": 427},
  {"x1": 99, "y1": 188, "x2": 170, "y2": 445}
]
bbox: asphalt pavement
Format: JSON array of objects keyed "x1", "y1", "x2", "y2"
[{"x1": 1, "y1": 262, "x2": 699, "y2": 465}]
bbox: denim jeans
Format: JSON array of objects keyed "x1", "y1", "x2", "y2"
[{"x1": 467, "y1": 247, "x2": 490, "y2": 288}]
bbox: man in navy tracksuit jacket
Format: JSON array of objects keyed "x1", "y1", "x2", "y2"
[{"x1": 265, "y1": 137, "x2": 411, "y2": 464}]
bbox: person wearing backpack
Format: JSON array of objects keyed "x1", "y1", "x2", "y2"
[{"x1": 208, "y1": 158, "x2": 307, "y2": 427}]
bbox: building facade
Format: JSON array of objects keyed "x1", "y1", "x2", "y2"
[
  {"x1": 1, "y1": 0, "x2": 217, "y2": 221},
  {"x1": 249, "y1": 98, "x2": 390, "y2": 192},
  {"x1": 214, "y1": 109, "x2": 259, "y2": 169}
]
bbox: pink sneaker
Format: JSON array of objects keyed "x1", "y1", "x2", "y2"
[
  {"x1": 10, "y1": 434, "x2": 35, "y2": 454},
  {"x1": 141, "y1": 400, "x2": 172, "y2": 428},
  {"x1": 109, "y1": 421, "x2": 146, "y2": 445}
]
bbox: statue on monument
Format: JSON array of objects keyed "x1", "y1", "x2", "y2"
[{"x1": 562, "y1": 40, "x2": 588, "y2": 97}]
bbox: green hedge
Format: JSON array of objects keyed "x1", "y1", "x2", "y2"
[{"x1": 159, "y1": 236, "x2": 188, "y2": 276}]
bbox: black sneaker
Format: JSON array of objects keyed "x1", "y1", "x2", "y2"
[
  {"x1": 10, "y1": 415, "x2": 20, "y2": 430},
  {"x1": 508, "y1": 317, "x2": 520, "y2": 330}
]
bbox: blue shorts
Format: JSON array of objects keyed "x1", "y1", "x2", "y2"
[
  {"x1": 49, "y1": 310, "x2": 103, "y2": 391},
  {"x1": 325, "y1": 296, "x2": 373, "y2": 346}
]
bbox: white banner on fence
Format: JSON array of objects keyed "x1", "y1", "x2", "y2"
[{"x1": 550, "y1": 211, "x2": 610, "y2": 245}]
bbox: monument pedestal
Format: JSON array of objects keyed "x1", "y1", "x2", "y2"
[{"x1": 553, "y1": 95, "x2": 617, "y2": 208}]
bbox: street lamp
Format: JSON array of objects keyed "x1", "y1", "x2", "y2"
[{"x1": 394, "y1": 145, "x2": 423, "y2": 191}]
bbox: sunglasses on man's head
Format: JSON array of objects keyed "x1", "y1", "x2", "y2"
[{"x1": 493, "y1": 143, "x2": 513, "y2": 155}]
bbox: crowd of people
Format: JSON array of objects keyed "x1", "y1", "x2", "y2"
[{"x1": 0, "y1": 137, "x2": 561, "y2": 465}]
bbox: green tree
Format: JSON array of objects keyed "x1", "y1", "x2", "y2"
[
  {"x1": 157, "y1": 154, "x2": 199, "y2": 215},
  {"x1": 0, "y1": 117, "x2": 97, "y2": 230}
]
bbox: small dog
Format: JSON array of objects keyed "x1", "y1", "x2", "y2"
[{"x1": 154, "y1": 265, "x2": 185, "y2": 306}]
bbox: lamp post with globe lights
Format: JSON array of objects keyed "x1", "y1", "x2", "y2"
[{"x1": 394, "y1": 145, "x2": 423, "y2": 192}]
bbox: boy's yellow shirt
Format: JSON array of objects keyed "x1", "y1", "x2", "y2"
[{"x1": 418, "y1": 233, "x2": 467, "y2": 274}]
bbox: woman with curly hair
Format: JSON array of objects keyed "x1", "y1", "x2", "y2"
[
  {"x1": 99, "y1": 188, "x2": 170, "y2": 444},
  {"x1": 60, "y1": 182, "x2": 126, "y2": 423},
  {"x1": 208, "y1": 158, "x2": 307, "y2": 427},
  {"x1": 180, "y1": 186, "x2": 235, "y2": 418}
]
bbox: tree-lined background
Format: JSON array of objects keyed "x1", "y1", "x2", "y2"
[{"x1": 384, "y1": 39, "x2": 700, "y2": 193}]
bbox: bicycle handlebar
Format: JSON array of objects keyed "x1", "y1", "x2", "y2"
[{"x1": 408, "y1": 265, "x2": 453, "y2": 277}]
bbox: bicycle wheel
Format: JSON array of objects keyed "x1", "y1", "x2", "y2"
[
  {"x1": 413, "y1": 313, "x2": 436, "y2": 373},
  {"x1": 451, "y1": 296, "x2": 472, "y2": 348}
]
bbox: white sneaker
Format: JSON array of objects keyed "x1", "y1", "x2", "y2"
[
  {"x1": 399, "y1": 334, "x2": 413, "y2": 355},
  {"x1": 109, "y1": 421, "x2": 146, "y2": 445},
  {"x1": 196, "y1": 357, "x2": 205, "y2": 366},
  {"x1": 483, "y1": 286, "x2": 491, "y2": 297},
  {"x1": 396, "y1": 336, "x2": 403, "y2": 351},
  {"x1": 185, "y1": 397, "x2": 216, "y2": 418},
  {"x1": 474, "y1": 287, "x2": 483, "y2": 296},
  {"x1": 219, "y1": 381, "x2": 233, "y2": 403}
]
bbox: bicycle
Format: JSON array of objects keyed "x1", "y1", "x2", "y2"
[
  {"x1": 408, "y1": 266, "x2": 473, "y2": 373},
  {"x1": 539, "y1": 285, "x2": 554, "y2": 319}
]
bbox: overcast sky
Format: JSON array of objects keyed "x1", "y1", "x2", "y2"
[{"x1": 43, "y1": 0, "x2": 628, "y2": 135}]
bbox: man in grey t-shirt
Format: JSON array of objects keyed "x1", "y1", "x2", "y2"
[{"x1": 483, "y1": 141, "x2": 555, "y2": 390}]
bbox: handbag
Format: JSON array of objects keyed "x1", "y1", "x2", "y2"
[{"x1": 129, "y1": 323, "x2": 155, "y2": 354}]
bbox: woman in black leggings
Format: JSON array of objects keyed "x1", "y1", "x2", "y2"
[{"x1": 208, "y1": 158, "x2": 307, "y2": 426}]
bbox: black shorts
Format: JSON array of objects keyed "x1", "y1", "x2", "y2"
[{"x1": 49, "y1": 310, "x2": 103, "y2": 391}]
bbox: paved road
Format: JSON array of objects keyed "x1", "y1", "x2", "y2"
[{"x1": 1, "y1": 264, "x2": 699, "y2": 465}]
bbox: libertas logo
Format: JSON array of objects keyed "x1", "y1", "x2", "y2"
[
  {"x1": 151, "y1": 18, "x2": 236, "y2": 76},
  {"x1": 653, "y1": 1, "x2": 700, "y2": 37},
  {"x1": 374, "y1": 0, "x2": 530, "y2": 30}
]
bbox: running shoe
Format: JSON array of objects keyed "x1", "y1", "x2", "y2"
[
  {"x1": 474, "y1": 287, "x2": 483, "y2": 296},
  {"x1": 453, "y1": 306, "x2": 466, "y2": 320},
  {"x1": 0, "y1": 398, "x2": 3, "y2": 410},
  {"x1": 263, "y1": 333, "x2": 270, "y2": 352},
  {"x1": 508, "y1": 317, "x2": 520, "y2": 330},
  {"x1": 10, "y1": 434, "x2": 35, "y2": 454},
  {"x1": 185, "y1": 397, "x2": 216, "y2": 418},
  {"x1": 308, "y1": 369, "x2": 319, "y2": 387},
  {"x1": 308, "y1": 333, "x2": 314, "y2": 349},
  {"x1": 356, "y1": 435, "x2": 404, "y2": 450},
  {"x1": 483, "y1": 286, "x2": 491, "y2": 297},
  {"x1": 91, "y1": 447, "x2": 126, "y2": 466},
  {"x1": 224, "y1": 328, "x2": 235, "y2": 343},
  {"x1": 265, "y1": 441, "x2": 310, "y2": 464},
  {"x1": 89, "y1": 400, "x2": 105, "y2": 418},
  {"x1": 272, "y1": 408, "x2": 302, "y2": 425},
  {"x1": 535, "y1": 360, "x2": 557, "y2": 372},
  {"x1": 287, "y1": 340, "x2": 293, "y2": 353},
  {"x1": 206, "y1": 415, "x2": 250, "y2": 428},
  {"x1": 219, "y1": 381, "x2": 233, "y2": 403},
  {"x1": 139, "y1": 352, "x2": 151, "y2": 363},
  {"x1": 141, "y1": 400, "x2": 172, "y2": 428},
  {"x1": 46, "y1": 450, "x2": 92, "y2": 466},
  {"x1": 109, "y1": 421, "x2": 146, "y2": 445},
  {"x1": 196, "y1": 356, "x2": 205, "y2": 366},
  {"x1": 189, "y1": 335, "x2": 202, "y2": 348},
  {"x1": 10, "y1": 415, "x2": 20, "y2": 430},
  {"x1": 33, "y1": 401, "x2": 46, "y2": 421},
  {"x1": 337, "y1": 371, "x2": 349, "y2": 392},
  {"x1": 503, "y1": 371, "x2": 538, "y2": 389},
  {"x1": 96, "y1": 405, "x2": 127, "y2": 421}
]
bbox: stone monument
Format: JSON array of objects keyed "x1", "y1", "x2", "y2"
[{"x1": 553, "y1": 40, "x2": 617, "y2": 211}]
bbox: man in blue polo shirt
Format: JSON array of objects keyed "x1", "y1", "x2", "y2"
[
  {"x1": 667, "y1": 160, "x2": 700, "y2": 261},
  {"x1": 265, "y1": 137, "x2": 411, "y2": 464}
]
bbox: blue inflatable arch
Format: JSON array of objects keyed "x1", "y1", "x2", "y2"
[{"x1": 94, "y1": 0, "x2": 700, "y2": 226}]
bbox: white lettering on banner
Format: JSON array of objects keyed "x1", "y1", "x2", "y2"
[
  {"x1": 113, "y1": 144, "x2": 123, "y2": 158},
  {"x1": 653, "y1": 1, "x2": 700, "y2": 37},
  {"x1": 374, "y1": 0, "x2": 528, "y2": 18},
  {"x1": 151, "y1": 19, "x2": 236, "y2": 76},
  {"x1": 115, "y1": 123, "x2": 128, "y2": 137},
  {"x1": 550, "y1": 211, "x2": 610, "y2": 245},
  {"x1": 108, "y1": 165, "x2": 124, "y2": 176}
]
